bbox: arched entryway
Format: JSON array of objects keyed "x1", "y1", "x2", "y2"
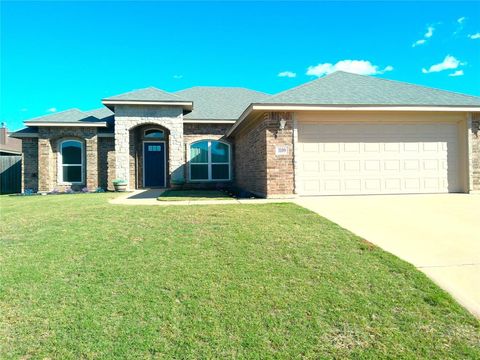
[{"x1": 129, "y1": 124, "x2": 170, "y2": 188}]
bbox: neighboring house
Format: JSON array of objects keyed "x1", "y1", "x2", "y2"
[
  {"x1": 0, "y1": 125, "x2": 22, "y2": 156},
  {"x1": 12, "y1": 71, "x2": 480, "y2": 197}
]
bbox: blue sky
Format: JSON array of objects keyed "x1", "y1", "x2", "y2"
[{"x1": 1, "y1": 1, "x2": 479, "y2": 130}]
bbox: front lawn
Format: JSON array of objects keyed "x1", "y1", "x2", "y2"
[
  {"x1": 157, "y1": 189, "x2": 233, "y2": 201},
  {"x1": 0, "y1": 194, "x2": 478, "y2": 358}
]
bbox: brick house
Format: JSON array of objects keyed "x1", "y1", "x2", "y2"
[{"x1": 12, "y1": 71, "x2": 480, "y2": 197}]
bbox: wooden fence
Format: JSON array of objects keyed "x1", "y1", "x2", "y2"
[{"x1": 0, "y1": 156, "x2": 22, "y2": 194}]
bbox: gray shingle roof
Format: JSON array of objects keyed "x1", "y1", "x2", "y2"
[
  {"x1": 260, "y1": 71, "x2": 480, "y2": 106},
  {"x1": 24, "y1": 109, "x2": 104, "y2": 124},
  {"x1": 103, "y1": 87, "x2": 188, "y2": 102},
  {"x1": 176, "y1": 87, "x2": 269, "y2": 120},
  {"x1": 85, "y1": 107, "x2": 113, "y2": 120},
  {"x1": 14, "y1": 126, "x2": 38, "y2": 133}
]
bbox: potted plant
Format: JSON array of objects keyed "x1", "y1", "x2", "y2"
[{"x1": 113, "y1": 179, "x2": 128, "y2": 192}]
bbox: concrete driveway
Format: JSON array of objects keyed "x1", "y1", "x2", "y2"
[{"x1": 295, "y1": 194, "x2": 480, "y2": 318}]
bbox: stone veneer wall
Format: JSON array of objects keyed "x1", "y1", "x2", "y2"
[
  {"x1": 471, "y1": 113, "x2": 480, "y2": 191},
  {"x1": 21, "y1": 137, "x2": 38, "y2": 191},
  {"x1": 98, "y1": 137, "x2": 115, "y2": 190},
  {"x1": 183, "y1": 123, "x2": 232, "y2": 185},
  {"x1": 114, "y1": 105, "x2": 184, "y2": 190},
  {"x1": 37, "y1": 127, "x2": 98, "y2": 192}
]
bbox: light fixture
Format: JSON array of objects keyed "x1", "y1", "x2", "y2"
[{"x1": 279, "y1": 118, "x2": 286, "y2": 131}]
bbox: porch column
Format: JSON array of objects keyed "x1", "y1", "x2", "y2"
[
  {"x1": 168, "y1": 120, "x2": 185, "y2": 183},
  {"x1": 114, "y1": 121, "x2": 131, "y2": 189}
]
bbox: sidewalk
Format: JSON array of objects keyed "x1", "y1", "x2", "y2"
[{"x1": 109, "y1": 189, "x2": 294, "y2": 206}]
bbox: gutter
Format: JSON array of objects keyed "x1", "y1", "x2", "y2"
[{"x1": 226, "y1": 103, "x2": 480, "y2": 137}]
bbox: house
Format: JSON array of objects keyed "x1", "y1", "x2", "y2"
[
  {"x1": 0, "y1": 125, "x2": 22, "y2": 156},
  {"x1": 12, "y1": 71, "x2": 480, "y2": 197}
]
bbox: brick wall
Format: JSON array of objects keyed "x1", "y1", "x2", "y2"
[
  {"x1": 472, "y1": 114, "x2": 480, "y2": 191},
  {"x1": 234, "y1": 118, "x2": 268, "y2": 197},
  {"x1": 265, "y1": 112, "x2": 295, "y2": 196},
  {"x1": 98, "y1": 137, "x2": 114, "y2": 190},
  {"x1": 22, "y1": 137, "x2": 38, "y2": 191},
  {"x1": 234, "y1": 112, "x2": 295, "y2": 198},
  {"x1": 183, "y1": 123, "x2": 232, "y2": 186},
  {"x1": 37, "y1": 127, "x2": 98, "y2": 192}
]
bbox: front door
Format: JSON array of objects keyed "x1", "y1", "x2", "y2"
[{"x1": 144, "y1": 142, "x2": 165, "y2": 187}]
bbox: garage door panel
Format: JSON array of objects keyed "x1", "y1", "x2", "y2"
[{"x1": 297, "y1": 122, "x2": 461, "y2": 195}]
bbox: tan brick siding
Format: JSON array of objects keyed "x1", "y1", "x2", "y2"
[
  {"x1": 234, "y1": 112, "x2": 295, "y2": 197},
  {"x1": 36, "y1": 127, "x2": 98, "y2": 192},
  {"x1": 21, "y1": 137, "x2": 38, "y2": 191},
  {"x1": 234, "y1": 118, "x2": 268, "y2": 197},
  {"x1": 183, "y1": 123, "x2": 232, "y2": 185},
  {"x1": 99, "y1": 137, "x2": 114, "y2": 190},
  {"x1": 265, "y1": 112, "x2": 295, "y2": 196}
]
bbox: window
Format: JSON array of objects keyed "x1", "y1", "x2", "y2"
[
  {"x1": 190, "y1": 140, "x2": 230, "y2": 181},
  {"x1": 144, "y1": 129, "x2": 165, "y2": 139},
  {"x1": 59, "y1": 140, "x2": 84, "y2": 183}
]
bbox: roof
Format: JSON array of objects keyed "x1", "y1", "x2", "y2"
[
  {"x1": 103, "y1": 87, "x2": 188, "y2": 102},
  {"x1": 0, "y1": 128, "x2": 22, "y2": 154},
  {"x1": 24, "y1": 109, "x2": 105, "y2": 125},
  {"x1": 13, "y1": 108, "x2": 113, "y2": 137},
  {"x1": 259, "y1": 71, "x2": 480, "y2": 106},
  {"x1": 176, "y1": 87, "x2": 269, "y2": 120}
]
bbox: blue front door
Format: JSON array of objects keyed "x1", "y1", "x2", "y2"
[{"x1": 144, "y1": 142, "x2": 165, "y2": 187}]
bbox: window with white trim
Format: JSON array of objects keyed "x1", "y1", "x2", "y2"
[
  {"x1": 59, "y1": 140, "x2": 84, "y2": 183},
  {"x1": 144, "y1": 129, "x2": 165, "y2": 139},
  {"x1": 190, "y1": 140, "x2": 230, "y2": 181}
]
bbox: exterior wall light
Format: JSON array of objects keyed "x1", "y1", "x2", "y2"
[{"x1": 279, "y1": 118, "x2": 287, "y2": 131}]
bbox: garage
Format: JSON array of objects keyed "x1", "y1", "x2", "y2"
[{"x1": 297, "y1": 116, "x2": 463, "y2": 196}]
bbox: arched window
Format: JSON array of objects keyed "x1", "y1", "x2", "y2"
[
  {"x1": 190, "y1": 140, "x2": 231, "y2": 181},
  {"x1": 144, "y1": 128, "x2": 165, "y2": 139},
  {"x1": 59, "y1": 140, "x2": 84, "y2": 183}
]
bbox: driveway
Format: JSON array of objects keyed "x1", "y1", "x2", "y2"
[{"x1": 295, "y1": 194, "x2": 480, "y2": 318}]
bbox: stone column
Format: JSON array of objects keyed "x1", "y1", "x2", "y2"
[
  {"x1": 114, "y1": 105, "x2": 185, "y2": 190},
  {"x1": 169, "y1": 121, "x2": 185, "y2": 183},
  {"x1": 114, "y1": 122, "x2": 130, "y2": 187}
]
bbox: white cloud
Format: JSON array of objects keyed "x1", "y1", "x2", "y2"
[
  {"x1": 425, "y1": 26, "x2": 435, "y2": 38},
  {"x1": 457, "y1": 17, "x2": 466, "y2": 24},
  {"x1": 173, "y1": 75, "x2": 183, "y2": 79},
  {"x1": 449, "y1": 70, "x2": 464, "y2": 77},
  {"x1": 412, "y1": 25, "x2": 435, "y2": 47},
  {"x1": 306, "y1": 60, "x2": 393, "y2": 77},
  {"x1": 422, "y1": 55, "x2": 461, "y2": 74},
  {"x1": 278, "y1": 71, "x2": 297, "y2": 78},
  {"x1": 47, "y1": 107, "x2": 57, "y2": 113},
  {"x1": 412, "y1": 39, "x2": 426, "y2": 47},
  {"x1": 468, "y1": 33, "x2": 480, "y2": 39}
]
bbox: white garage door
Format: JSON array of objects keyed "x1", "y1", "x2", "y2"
[{"x1": 297, "y1": 122, "x2": 461, "y2": 195}]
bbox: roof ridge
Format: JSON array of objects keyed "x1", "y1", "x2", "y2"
[
  {"x1": 176, "y1": 86, "x2": 270, "y2": 95},
  {"x1": 342, "y1": 71, "x2": 480, "y2": 100},
  {"x1": 24, "y1": 108, "x2": 84, "y2": 122},
  {"x1": 104, "y1": 86, "x2": 184, "y2": 100},
  {"x1": 267, "y1": 72, "x2": 339, "y2": 100}
]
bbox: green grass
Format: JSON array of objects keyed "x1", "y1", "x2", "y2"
[
  {"x1": 1, "y1": 194, "x2": 479, "y2": 359},
  {"x1": 157, "y1": 189, "x2": 233, "y2": 201}
]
